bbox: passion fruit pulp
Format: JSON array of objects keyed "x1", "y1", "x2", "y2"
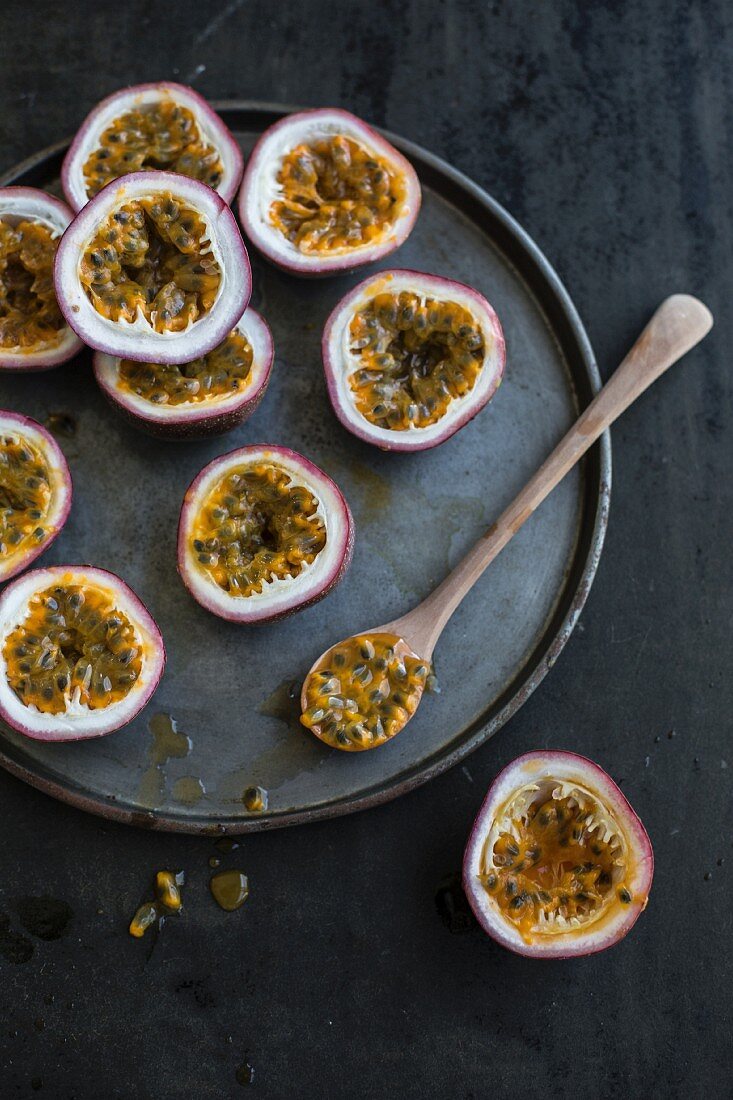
[
  {"x1": 79, "y1": 191, "x2": 220, "y2": 332},
  {"x1": 323, "y1": 270, "x2": 506, "y2": 450},
  {"x1": 463, "y1": 752, "x2": 654, "y2": 958},
  {"x1": 61, "y1": 82, "x2": 244, "y2": 212},
  {"x1": 238, "y1": 109, "x2": 421, "y2": 275},
  {"x1": 0, "y1": 566, "x2": 165, "y2": 742},
  {"x1": 93, "y1": 307, "x2": 273, "y2": 440},
  {"x1": 55, "y1": 171, "x2": 251, "y2": 365},
  {"x1": 0, "y1": 411, "x2": 72, "y2": 583},
  {"x1": 178, "y1": 446, "x2": 354, "y2": 623},
  {"x1": 0, "y1": 188, "x2": 83, "y2": 371},
  {"x1": 300, "y1": 633, "x2": 428, "y2": 751}
]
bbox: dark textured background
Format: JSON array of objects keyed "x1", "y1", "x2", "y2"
[{"x1": 0, "y1": 2, "x2": 731, "y2": 1096}]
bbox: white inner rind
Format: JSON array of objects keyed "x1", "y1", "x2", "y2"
[
  {"x1": 181, "y1": 449, "x2": 348, "y2": 620},
  {"x1": 329, "y1": 273, "x2": 502, "y2": 447},
  {"x1": 64, "y1": 86, "x2": 241, "y2": 210},
  {"x1": 243, "y1": 112, "x2": 417, "y2": 266},
  {"x1": 0, "y1": 568, "x2": 162, "y2": 739},
  {"x1": 465, "y1": 756, "x2": 651, "y2": 956},
  {"x1": 94, "y1": 308, "x2": 270, "y2": 423},
  {"x1": 0, "y1": 194, "x2": 79, "y2": 362},
  {"x1": 481, "y1": 778, "x2": 627, "y2": 935},
  {"x1": 0, "y1": 415, "x2": 70, "y2": 580}
]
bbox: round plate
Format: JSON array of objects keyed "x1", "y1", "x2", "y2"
[{"x1": 0, "y1": 102, "x2": 610, "y2": 833}]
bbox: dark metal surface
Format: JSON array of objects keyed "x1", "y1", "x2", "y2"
[
  {"x1": 0, "y1": 3, "x2": 729, "y2": 1098},
  {"x1": 0, "y1": 106, "x2": 609, "y2": 833}
]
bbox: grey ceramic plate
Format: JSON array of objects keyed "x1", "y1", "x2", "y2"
[{"x1": 0, "y1": 102, "x2": 610, "y2": 833}]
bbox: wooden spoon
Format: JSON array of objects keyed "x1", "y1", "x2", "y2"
[{"x1": 302, "y1": 295, "x2": 713, "y2": 751}]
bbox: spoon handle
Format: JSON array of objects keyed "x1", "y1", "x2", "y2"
[{"x1": 393, "y1": 294, "x2": 713, "y2": 658}]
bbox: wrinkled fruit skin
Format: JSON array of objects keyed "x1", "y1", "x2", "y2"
[
  {"x1": 0, "y1": 565, "x2": 165, "y2": 742},
  {"x1": 462, "y1": 751, "x2": 654, "y2": 959},
  {"x1": 0, "y1": 411, "x2": 73, "y2": 583},
  {"x1": 54, "y1": 171, "x2": 251, "y2": 365},
  {"x1": 322, "y1": 269, "x2": 506, "y2": 452},
  {"x1": 61, "y1": 82, "x2": 244, "y2": 212},
  {"x1": 92, "y1": 308, "x2": 274, "y2": 441},
  {"x1": 177, "y1": 445, "x2": 355, "y2": 624},
  {"x1": 238, "y1": 108, "x2": 421, "y2": 277},
  {"x1": 0, "y1": 188, "x2": 84, "y2": 371}
]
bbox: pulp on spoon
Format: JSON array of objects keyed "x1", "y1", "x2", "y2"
[{"x1": 300, "y1": 632, "x2": 428, "y2": 751}]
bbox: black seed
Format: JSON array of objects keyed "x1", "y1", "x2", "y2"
[{"x1": 618, "y1": 888, "x2": 632, "y2": 904}]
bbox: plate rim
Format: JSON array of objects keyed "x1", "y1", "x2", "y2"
[{"x1": 0, "y1": 100, "x2": 611, "y2": 834}]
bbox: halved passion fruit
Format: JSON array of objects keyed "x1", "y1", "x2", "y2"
[
  {"x1": 0, "y1": 411, "x2": 72, "y2": 584},
  {"x1": 54, "y1": 171, "x2": 251, "y2": 365},
  {"x1": 61, "y1": 82, "x2": 243, "y2": 212},
  {"x1": 178, "y1": 445, "x2": 354, "y2": 623},
  {"x1": 93, "y1": 307, "x2": 273, "y2": 440},
  {"x1": 238, "y1": 108, "x2": 421, "y2": 276},
  {"x1": 0, "y1": 565, "x2": 165, "y2": 741},
  {"x1": 463, "y1": 752, "x2": 654, "y2": 958},
  {"x1": 0, "y1": 188, "x2": 84, "y2": 371},
  {"x1": 322, "y1": 270, "x2": 506, "y2": 451}
]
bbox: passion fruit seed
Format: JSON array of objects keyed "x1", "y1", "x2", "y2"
[
  {"x1": 242, "y1": 785, "x2": 268, "y2": 812},
  {"x1": 301, "y1": 633, "x2": 428, "y2": 749},
  {"x1": 129, "y1": 869, "x2": 185, "y2": 938},
  {"x1": 479, "y1": 789, "x2": 632, "y2": 945},
  {"x1": 2, "y1": 584, "x2": 143, "y2": 715},
  {"x1": 154, "y1": 869, "x2": 185, "y2": 912},
  {"x1": 79, "y1": 192, "x2": 220, "y2": 333},
  {"x1": 0, "y1": 435, "x2": 52, "y2": 564},
  {"x1": 118, "y1": 328, "x2": 253, "y2": 406},
  {"x1": 348, "y1": 290, "x2": 485, "y2": 431},
  {"x1": 0, "y1": 219, "x2": 65, "y2": 350},
  {"x1": 191, "y1": 461, "x2": 326, "y2": 597},
  {"x1": 269, "y1": 136, "x2": 408, "y2": 254},
  {"x1": 82, "y1": 101, "x2": 224, "y2": 200}
]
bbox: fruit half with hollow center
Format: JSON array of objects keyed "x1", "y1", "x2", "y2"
[
  {"x1": 0, "y1": 411, "x2": 72, "y2": 584},
  {"x1": 238, "y1": 108, "x2": 421, "y2": 276},
  {"x1": 0, "y1": 565, "x2": 165, "y2": 741},
  {"x1": 322, "y1": 269, "x2": 506, "y2": 451},
  {"x1": 178, "y1": 445, "x2": 354, "y2": 623},
  {"x1": 463, "y1": 751, "x2": 654, "y2": 958},
  {"x1": 54, "y1": 171, "x2": 251, "y2": 365},
  {"x1": 0, "y1": 188, "x2": 84, "y2": 371},
  {"x1": 93, "y1": 307, "x2": 273, "y2": 440},
  {"x1": 61, "y1": 82, "x2": 244, "y2": 212}
]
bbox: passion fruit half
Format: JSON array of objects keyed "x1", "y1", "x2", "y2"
[
  {"x1": 463, "y1": 751, "x2": 654, "y2": 958},
  {"x1": 178, "y1": 445, "x2": 354, "y2": 623},
  {"x1": 93, "y1": 307, "x2": 273, "y2": 440},
  {"x1": 54, "y1": 171, "x2": 251, "y2": 365},
  {"x1": 0, "y1": 188, "x2": 84, "y2": 371},
  {"x1": 323, "y1": 270, "x2": 506, "y2": 450},
  {"x1": 61, "y1": 82, "x2": 243, "y2": 212},
  {"x1": 0, "y1": 411, "x2": 72, "y2": 584},
  {"x1": 0, "y1": 565, "x2": 165, "y2": 741},
  {"x1": 238, "y1": 108, "x2": 421, "y2": 276}
]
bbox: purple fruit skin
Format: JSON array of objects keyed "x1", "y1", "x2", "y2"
[
  {"x1": 177, "y1": 445, "x2": 355, "y2": 624},
  {"x1": 61, "y1": 82, "x2": 244, "y2": 212},
  {"x1": 92, "y1": 310, "x2": 274, "y2": 441},
  {"x1": 238, "y1": 108, "x2": 421, "y2": 277},
  {"x1": 0, "y1": 411, "x2": 73, "y2": 583},
  {"x1": 462, "y1": 750, "x2": 654, "y2": 959},
  {"x1": 0, "y1": 565, "x2": 165, "y2": 742},
  {"x1": 54, "y1": 171, "x2": 251, "y2": 364},
  {"x1": 322, "y1": 269, "x2": 506, "y2": 452},
  {"x1": 0, "y1": 187, "x2": 84, "y2": 371}
]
